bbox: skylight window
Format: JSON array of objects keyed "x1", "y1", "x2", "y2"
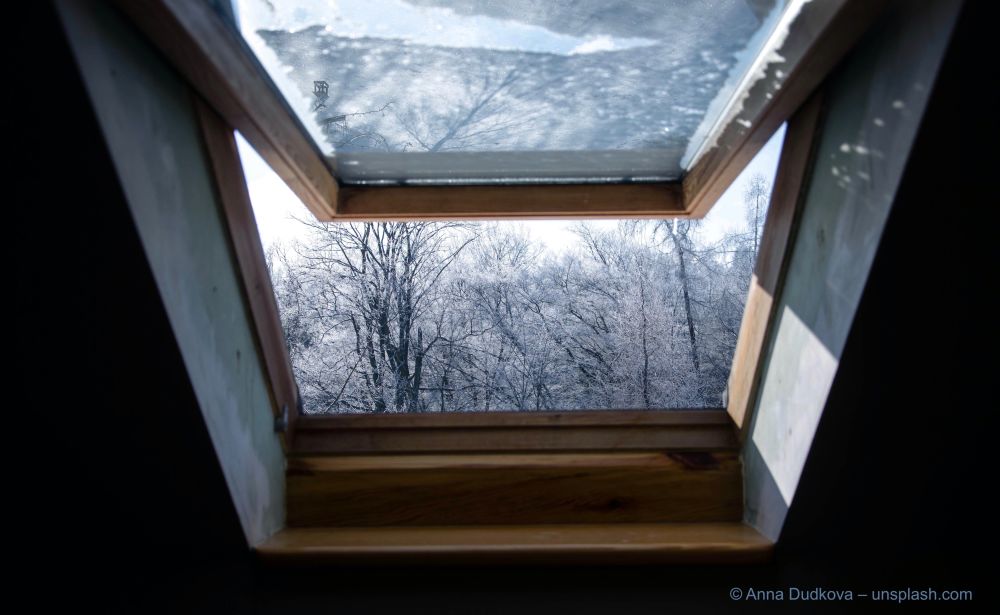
[{"x1": 233, "y1": 0, "x2": 791, "y2": 185}]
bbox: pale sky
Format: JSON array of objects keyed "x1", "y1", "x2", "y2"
[{"x1": 237, "y1": 123, "x2": 784, "y2": 254}]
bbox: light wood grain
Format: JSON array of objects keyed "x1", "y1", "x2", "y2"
[
  {"x1": 682, "y1": 0, "x2": 886, "y2": 218},
  {"x1": 113, "y1": 0, "x2": 339, "y2": 219},
  {"x1": 195, "y1": 98, "x2": 301, "y2": 443},
  {"x1": 727, "y1": 93, "x2": 824, "y2": 434},
  {"x1": 292, "y1": 410, "x2": 738, "y2": 455},
  {"x1": 286, "y1": 451, "x2": 741, "y2": 526},
  {"x1": 256, "y1": 523, "x2": 773, "y2": 565},
  {"x1": 290, "y1": 451, "x2": 727, "y2": 471},
  {"x1": 337, "y1": 183, "x2": 685, "y2": 220},
  {"x1": 298, "y1": 409, "x2": 732, "y2": 429}
]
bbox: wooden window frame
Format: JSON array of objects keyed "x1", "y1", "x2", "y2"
[
  {"x1": 148, "y1": 0, "x2": 856, "y2": 444},
  {"x1": 117, "y1": 0, "x2": 883, "y2": 222},
  {"x1": 194, "y1": 88, "x2": 824, "y2": 453},
  {"x1": 50, "y1": 0, "x2": 947, "y2": 563},
  {"x1": 169, "y1": 0, "x2": 837, "y2": 563}
]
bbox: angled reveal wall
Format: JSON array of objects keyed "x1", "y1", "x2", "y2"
[
  {"x1": 743, "y1": 0, "x2": 962, "y2": 540},
  {"x1": 57, "y1": 0, "x2": 285, "y2": 546}
]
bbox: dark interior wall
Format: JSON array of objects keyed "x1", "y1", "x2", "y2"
[
  {"x1": 775, "y1": 0, "x2": 994, "y2": 583},
  {"x1": 10, "y1": 1, "x2": 993, "y2": 612},
  {"x1": 10, "y1": 2, "x2": 248, "y2": 609}
]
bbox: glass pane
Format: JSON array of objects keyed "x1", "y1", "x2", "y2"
[
  {"x1": 233, "y1": 0, "x2": 790, "y2": 184},
  {"x1": 238, "y1": 124, "x2": 785, "y2": 413}
]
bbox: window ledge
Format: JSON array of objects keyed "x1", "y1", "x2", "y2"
[{"x1": 255, "y1": 523, "x2": 773, "y2": 566}]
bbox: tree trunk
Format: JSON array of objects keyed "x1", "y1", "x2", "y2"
[
  {"x1": 409, "y1": 328, "x2": 424, "y2": 412},
  {"x1": 639, "y1": 273, "x2": 652, "y2": 410},
  {"x1": 668, "y1": 222, "x2": 701, "y2": 376}
]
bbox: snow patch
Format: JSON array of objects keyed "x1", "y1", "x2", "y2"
[
  {"x1": 682, "y1": 0, "x2": 813, "y2": 170},
  {"x1": 236, "y1": 0, "x2": 655, "y2": 56}
]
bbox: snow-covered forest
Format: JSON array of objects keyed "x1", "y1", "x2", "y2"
[{"x1": 267, "y1": 174, "x2": 771, "y2": 414}]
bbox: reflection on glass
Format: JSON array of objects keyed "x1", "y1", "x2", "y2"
[{"x1": 233, "y1": 0, "x2": 789, "y2": 183}]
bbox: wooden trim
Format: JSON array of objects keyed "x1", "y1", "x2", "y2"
[
  {"x1": 288, "y1": 450, "x2": 731, "y2": 470},
  {"x1": 292, "y1": 410, "x2": 737, "y2": 455},
  {"x1": 112, "y1": 0, "x2": 339, "y2": 220},
  {"x1": 299, "y1": 409, "x2": 730, "y2": 429},
  {"x1": 682, "y1": 0, "x2": 887, "y2": 218},
  {"x1": 256, "y1": 523, "x2": 773, "y2": 565},
  {"x1": 336, "y1": 183, "x2": 685, "y2": 220},
  {"x1": 726, "y1": 93, "x2": 825, "y2": 435},
  {"x1": 195, "y1": 97, "x2": 300, "y2": 444},
  {"x1": 286, "y1": 451, "x2": 742, "y2": 526}
]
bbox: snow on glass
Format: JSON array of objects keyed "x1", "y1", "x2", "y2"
[
  {"x1": 232, "y1": 0, "x2": 790, "y2": 183},
  {"x1": 240, "y1": 125, "x2": 785, "y2": 414}
]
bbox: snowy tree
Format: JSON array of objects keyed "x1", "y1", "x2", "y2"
[{"x1": 270, "y1": 178, "x2": 773, "y2": 413}]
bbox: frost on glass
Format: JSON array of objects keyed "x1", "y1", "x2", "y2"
[
  {"x1": 239, "y1": 125, "x2": 786, "y2": 414},
  {"x1": 233, "y1": 0, "x2": 788, "y2": 183}
]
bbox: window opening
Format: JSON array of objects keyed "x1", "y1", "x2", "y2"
[{"x1": 237, "y1": 124, "x2": 786, "y2": 414}]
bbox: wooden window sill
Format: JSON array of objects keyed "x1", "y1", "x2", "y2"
[{"x1": 256, "y1": 523, "x2": 773, "y2": 566}]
